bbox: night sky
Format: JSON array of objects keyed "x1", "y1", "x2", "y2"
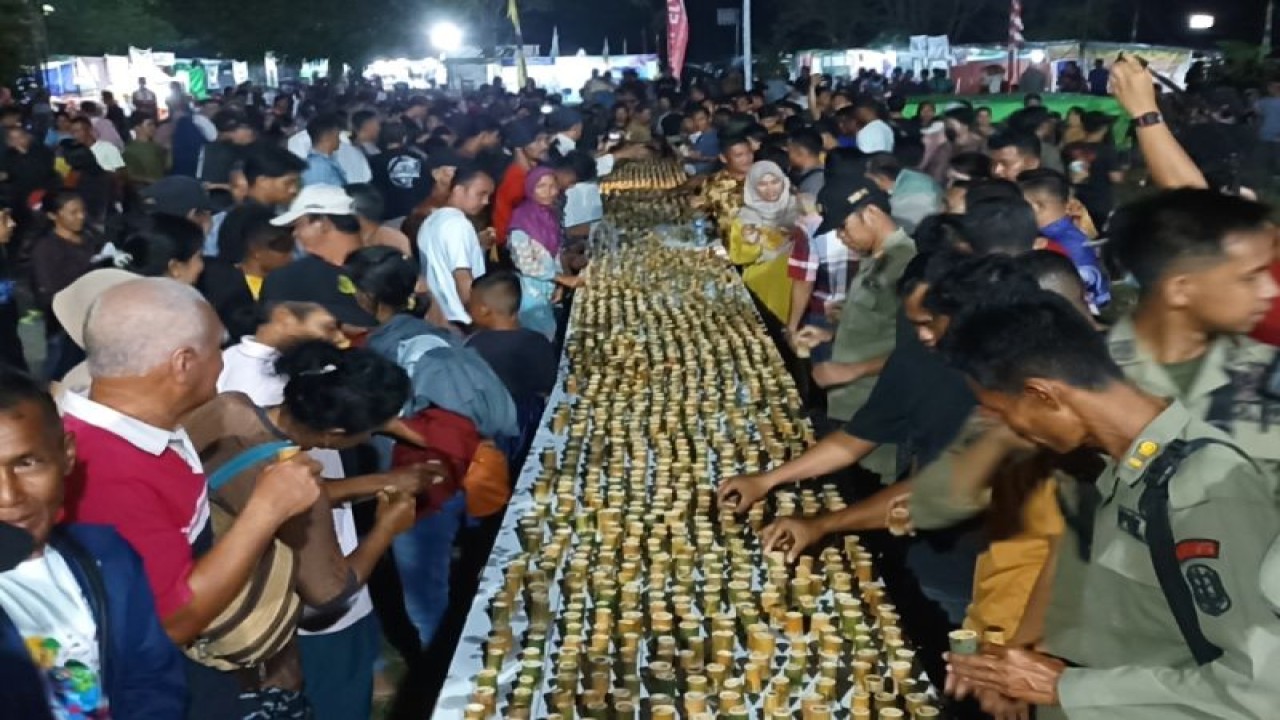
[{"x1": 521, "y1": 0, "x2": 1272, "y2": 62}]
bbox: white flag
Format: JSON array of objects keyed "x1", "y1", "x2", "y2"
[
  {"x1": 603, "y1": 37, "x2": 610, "y2": 59},
  {"x1": 623, "y1": 37, "x2": 628, "y2": 55},
  {"x1": 550, "y1": 26, "x2": 560, "y2": 57}
]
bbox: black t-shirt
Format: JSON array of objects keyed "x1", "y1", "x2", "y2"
[
  {"x1": 844, "y1": 313, "x2": 976, "y2": 469},
  {"x1": 371, "y1": 149, "x2": 428, "y2": 221},
  {"x1": 466, "y1": 328, "x2": 557, "y2": 402},
  {"x1": 1061, "y1": 141, "x2": 1117, "y2": 228},
  {"x1": 196, "y1": 257, "x2": 257, "y2": 344},
  {"x1": 199, "y1": 141, "x2": 244, "y2": 185}
]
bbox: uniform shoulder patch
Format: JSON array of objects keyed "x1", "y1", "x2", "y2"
[
  {"x1": 1185, "y1": 563, "x2": 1232, "y2": 617},
  {"x1": 1175, "y1": 539, "x2": 1220, "y2": 563}
]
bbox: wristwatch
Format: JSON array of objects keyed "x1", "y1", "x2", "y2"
[{"x1": 1132, "y1": 111, "x2": 1164, "y2": 128}]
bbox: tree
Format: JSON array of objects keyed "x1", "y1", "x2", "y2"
[
  {"x1": 44, "y1": 0, "x2": 181, "y2": 55},
  {"x1": 0, "y1": 0, "x2": 37, "y2": 80},
  {"x1": 772, "y1": 0, "x2": 1007, "y2": 51}
]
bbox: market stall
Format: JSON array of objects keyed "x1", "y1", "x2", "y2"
[{"x1": 432, "y1": 161, "x2": 942, "y2": 720}]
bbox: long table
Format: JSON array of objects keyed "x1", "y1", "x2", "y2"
[{"x1": 433, "y1": 235, "x2": 938, "y2": 720}]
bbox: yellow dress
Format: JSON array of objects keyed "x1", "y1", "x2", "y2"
[{"x1": 728, "y1": 219, "x2": 793, "y2": 324}]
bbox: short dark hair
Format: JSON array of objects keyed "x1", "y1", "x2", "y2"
[
  {"x1": 378, "y1": 120, "x2": 409, "y2": 148},
  {"x1": 345, "y1": 183, "x2": 385, "y2": 222},
  {"x1": 944, "y1": 106, "x2": 976, "y2": 128},
  {"x1": 720, "y1": 134, "x2": 753, "y2": 154},
  {"x1": 865, "y1": 152, "x2": 903, "y2": 181},
  {"x1": 471, "y1": 271, "x2": 522, "y2": 316},
  {"x1": 352, "y1": 109, "x2": 378, "y2": 132},
  {"x1": 898, "y1": 248, "x2": 969, "y2": 299},
  {"x1": 243, "y1": 145, "x2": 306, "y2": 184},
  {"x1": 1017, "y1": 168, "x2": 1070, "y2": 204},
  {"x1": 344, "y1": 246, "x2": 418, "y2": 311},
  {"x1": 451, "y1": 163, "x2": 492, "y2": 189},
  {"x1": 244, "y1": 219, "x2": 295, "y2": 254},
  {"x1": 924, "y1": 254, "x2": 1041, "y2": 317},
  {"x1": 306, "y1": 114, "x2": 343, "y2": 144},
  {"x1": 988, "y1": 131, "x2": 1041, "y2": 159},
  {"x1": 824, "y1": 147, "x2": 867, "y2": 181},
  {"x1": 949, "y1": 152, "x2": 991, "y2": 180},
  {"x1": 960, "y1": 196, "x2": 1040, "y2": 255},
  {"x1": 1108, "y1": 189, "x2": 1272, "y2": 295},
  {"x1": 70, "y1": 116, "x2": 93, "y2": 132},
  {"x1": 1020, "y1": 249, "x2": 1087, "y2": 298},
  {"x1": 112, "y1": 213, "x2": 204, "y2": 276},
  {"x1": 0, "y1": 366, "x2": 61, "y2": 437},
  {"x1": 941, "y1": 292, "x2": 1123, "y2": 394},
  {"x1": 275, "y1": 341, "x2": 410, "y2": 436},
  {"x1": 788, "y1": 128, "x2": 823, "y2": 158},
  {"x1": 554, "y1": 150, "x2": 597, "y2": 183},
  {"x1": 129, "y1": 113, "x2": 156, "y2": 129}
]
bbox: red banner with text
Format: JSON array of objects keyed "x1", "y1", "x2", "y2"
[{"x1": 666, "y1": 0, "x2": 688, "y2": 80}]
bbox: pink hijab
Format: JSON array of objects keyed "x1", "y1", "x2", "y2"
[{"x1": 509, "y1": 166, "x2": 562, "y2": 256}]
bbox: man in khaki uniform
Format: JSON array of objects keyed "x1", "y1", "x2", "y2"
[
  {"x1": 813, "y1": 175, "x2": 915, "y2": 477},
  {"x1": 943, "y1": 294, "x2": 1280, "y2": 719}
]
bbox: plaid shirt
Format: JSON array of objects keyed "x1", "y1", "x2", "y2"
[{"x1": 788, "y1": 229, "x2": 858, "y2": 316}]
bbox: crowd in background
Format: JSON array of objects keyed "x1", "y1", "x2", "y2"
[{"x1": 0, "y1": 52, "x2": 1277, "y2": 720}]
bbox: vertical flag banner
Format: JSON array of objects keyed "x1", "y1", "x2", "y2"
[
  {"x1": 507, "y1": 0, "x2": 528, "y2": 87},
  {"x1": 666, "y1": 0, "x2": 689, "y2": 80},
  {"x1": 1007, "y1": 0, "x2": 1024, "y2": 83},
  {"x1": 550, "y1": 26, "x2": 560, "y2": 57}
]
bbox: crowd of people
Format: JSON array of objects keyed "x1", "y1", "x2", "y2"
[{"x1": 0, "y1": 50, "x2": 1277, "y2": 720}]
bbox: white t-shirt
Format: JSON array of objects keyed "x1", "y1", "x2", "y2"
[
  {"x1": 418, "y1": 207, "x2": 487, "y2": 323},
  {"x1": 90, "y1": 141, "x2": 126, "y2": 172},
  {"x1": 0, "y1": 548, "x2": 109, "y2": 717},
  {"x1": 856, "y1": 119, "x2": 895, "y2": 154},
  {"x1": 215, "y1": 338, "x2": 373, "y2": 635}
]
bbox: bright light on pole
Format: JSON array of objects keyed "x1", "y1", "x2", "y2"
[
  {"x1": 429, "y1": 22, "x2": 463, "y2": 54},
  {"x1": 41, "y1": 3, "x2": 55, "y2": 13},
  {"x1": 1188, "y1": 13, "x2": 1215, "y2": 30}
]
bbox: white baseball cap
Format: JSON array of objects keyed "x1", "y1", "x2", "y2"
[{"x1": 270, "y1": 185, "x2": 356, "y2": 226}]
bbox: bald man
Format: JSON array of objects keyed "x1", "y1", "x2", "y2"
[{"x1": 59, "y1": 278, "x2": 323, "y2": 714}]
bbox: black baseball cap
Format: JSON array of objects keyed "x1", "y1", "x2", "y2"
[
  {"x1": 816, "y1": 176, "x2": 892, "y2": 235},
  {"x1": 258, "y1": 255, "x2": 376, "y2": 328},
  {"x1": 139, "y1": 177, "x2": 214, "y2": 218},
  {"x1": 503, "y1": 117, "x2": 545, "y2": 150}
]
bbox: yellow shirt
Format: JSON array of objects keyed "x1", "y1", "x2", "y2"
[
  {"x1": 965, "y1": 478, "x2": 1065, "y2": 643},
  {"x1": 244, "y1": 273, "x2": 264, "y2": 300}
]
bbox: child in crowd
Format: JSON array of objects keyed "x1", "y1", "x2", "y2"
[
  {"x1": 465, "y1": 271, "x2": 558, "y2": 406},
  {"x1": 1016, "y1": 168, "x2": 1110, "y2": 310}
]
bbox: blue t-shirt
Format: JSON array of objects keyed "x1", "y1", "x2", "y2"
[
  {"x1": 1258, "y1": 97, "x2": 1280, "y2": 142},
  {"x1": 1042, "y1": 216, "x2": 1110, "y2": 309}
]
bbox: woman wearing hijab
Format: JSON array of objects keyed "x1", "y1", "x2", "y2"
[
  {"x1": 728, "y1": 160, "x2": 800, "y2": 323},
  {"x1": 508, "y1": 166, "x2": 583, "y2": 338}
]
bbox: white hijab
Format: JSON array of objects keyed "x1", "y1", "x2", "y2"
[{"x1": 737, "y1": 160, "x2": 799, "y2": 229}]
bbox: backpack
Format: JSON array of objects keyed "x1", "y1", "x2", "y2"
[
  {"x1": 391, "y1": 408, "x2": 511, "y2": 518},
  {"x1": 183, "y1": 441, "x2": 302, "y2": 672}
]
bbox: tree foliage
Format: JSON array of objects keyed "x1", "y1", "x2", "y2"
[
  {"x1": 771, "y1": 0, "x2": 1007, "y2": 50},
  {"x1": 0, "y1": 0, "x2": 37, "y2": 80},
  {"x1": 44, "y1": 0, "x2": 181, "y2": 55}
]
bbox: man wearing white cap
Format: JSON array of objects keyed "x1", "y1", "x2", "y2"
[{"x1": 260, "y1": 185, "x2": 376, "y2": 329}]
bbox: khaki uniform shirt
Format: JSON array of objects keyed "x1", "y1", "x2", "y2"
[
  {"x1": 827, "y1": 229, "x2": 915, "y2": 478},
  {"x1": 1107, "y1": 315, "x2": 1280, "y2": 479},
  {"x1": 827, "y1": 229, "x2": 916, "y2": 422},
  {"x1": 1047, "y1": 401, "x2": 1280, "y2": 720}
]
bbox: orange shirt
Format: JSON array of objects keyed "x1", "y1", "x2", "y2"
[{"x1": 493, "y1": 162, "x2": 528, "y2": 245}]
